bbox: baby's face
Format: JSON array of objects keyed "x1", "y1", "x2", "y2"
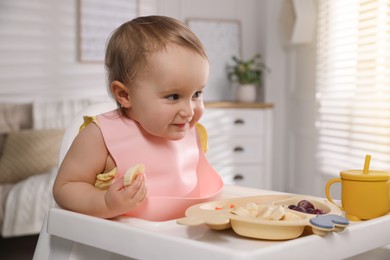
[{"x1": 126, "y1": 44, "x2": 209, "y2": 140}]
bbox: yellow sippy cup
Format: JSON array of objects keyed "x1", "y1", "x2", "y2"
[{"x1": 325, "y1": 155, "x2": 390, "y2": 221}]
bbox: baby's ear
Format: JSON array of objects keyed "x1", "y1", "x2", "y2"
[{"x1": 111, "y1": 81, "x2": 131, "y2": 108}]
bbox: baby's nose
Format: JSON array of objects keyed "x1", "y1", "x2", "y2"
[{"x1": 180, "y1": 101, "x2": 195, "y2": 117}]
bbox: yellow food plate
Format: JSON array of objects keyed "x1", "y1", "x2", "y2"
[{"x1": 177, "y1": 195, "x2": 347, "y2": 240}]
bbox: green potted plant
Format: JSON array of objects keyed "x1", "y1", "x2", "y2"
[{"x1": 226, "y1": 54, "x2": 268, "y2": 102}]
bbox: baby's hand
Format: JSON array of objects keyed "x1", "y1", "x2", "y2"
[
  {"x1": 104, "y1": 173, "x2": 147, "y2": 216},
  {"x1": 124, "y1": 164, "x2": 145, "y2": 186}
]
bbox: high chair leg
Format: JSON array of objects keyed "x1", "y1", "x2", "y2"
[
  {"x1": 33, "y1": 211, "x2": 136, "y2": 260},
  {"x1": 33, "y1": 212, "x2": 73, "y2": 260}
]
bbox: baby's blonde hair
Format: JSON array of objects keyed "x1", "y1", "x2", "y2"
[{"x1": 105, "y1": 15, "x2": 207, "y2": 99}]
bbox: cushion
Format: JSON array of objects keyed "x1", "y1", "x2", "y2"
[
  {"x1": 0, "y1": 103, "x2": 33, "y2": 157},
  {"x1": 0, "y1": 103, "x2": 32, "y2": 134},
  {"x1": 0, "y1": 129, "x2": 64, "y2": 183},
  {"x1": 0, "y1": 134, "x2": 6, "y2": 157}
]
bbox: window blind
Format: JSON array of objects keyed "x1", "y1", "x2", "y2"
[{"x1": 316, "y1": 0, "x2": 390, "y2": 175}]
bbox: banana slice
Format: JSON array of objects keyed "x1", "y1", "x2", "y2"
[
  {"x1": 246, "y1": 202, "x2": 260, "y2": 217},
  {"x1": 124, "y1": 164, "x2": 145, "y2": 186},
  {"x1": 256, "y1": 204, "x2": 268, "y2": 217},
  {"x1": 259, "y1": 205, "x2": 277, "y2": 219},
  {"x1": 231, "y1": 204, "x2": 302, "y2": 222},
  {"x1": 282, "y1": 211, "x2": 301, "y2": 221},
  {"x1": 268, "y1": 206, "x2": 286, "y2": 220},
  {"x1": 231, "y1": 206, "x2": 250, "y2": 217}
]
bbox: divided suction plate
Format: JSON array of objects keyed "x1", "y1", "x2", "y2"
[{"x1": 177, "y1": 195, "x2": 349, "y2": 240}]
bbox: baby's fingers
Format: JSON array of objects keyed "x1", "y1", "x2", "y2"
[
  {"x1": 110, "y1": 176, "x2": 126, "y2": 191},
  {"x1": 131, "y1": 175, "x2": 147, "y2": 201},
  {"x1": 124, "y1": 173, "x2": 145, "y2": 194}
]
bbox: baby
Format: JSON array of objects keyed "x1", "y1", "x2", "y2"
[{"x1": 53, "y1": 16, "x2": 223, "y2": 221}]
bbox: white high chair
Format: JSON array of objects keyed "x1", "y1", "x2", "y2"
[{"x1": 33, "y1": 102, "x2": 390, "y2": 260}]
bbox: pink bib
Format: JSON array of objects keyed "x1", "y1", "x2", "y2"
[{"x1": 97, "y1": 110, "x2": 223, "y2": 221}]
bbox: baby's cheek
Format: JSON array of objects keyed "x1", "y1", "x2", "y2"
[
  {"x1": 191, "y1": 108, "x2": 203, "y2": 125},
  {"x1": 196, "y1": 103, "x2": 205, "y2": 116}
]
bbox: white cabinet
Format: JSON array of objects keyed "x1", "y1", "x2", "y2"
[{"x1": 201, "y1": 102, "x2": 273, "y2": 189}]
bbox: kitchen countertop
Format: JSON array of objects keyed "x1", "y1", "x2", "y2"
[{"x1": 34, "y1": 185, "x2": 390, "y2": 260}]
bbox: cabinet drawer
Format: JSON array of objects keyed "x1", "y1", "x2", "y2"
[
  {"x1": 212, "y1": 164, "x2": 266, "y2": 189},
  {"x1": 201, "y1": 109, "x2": 265, "y2": 136},
  {"x1": 206, "y1": 137, "x2": 264, "y2": 164}
]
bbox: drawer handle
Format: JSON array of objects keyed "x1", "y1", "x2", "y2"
[
  {"x1": 233, "y1": 174, "x2": 244, "y2": 181},
  {"x1": 233, "y1": 146, "x2": 244, "y2": 152},
  {"x1": 234, "y1": 119, "x2": 245, "y2": 125}
]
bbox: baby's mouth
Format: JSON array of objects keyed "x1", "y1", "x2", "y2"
[{"x1": 173, "y1": 122, "x2": 189, "y2": 129}]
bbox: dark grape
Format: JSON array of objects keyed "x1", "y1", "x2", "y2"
[
  {"x1": 287, "y1": 200, "x2": 325, "y2": 215},
  {"x1": 310, "y1": 209, "x2": 324, "y2": 215},
  {"x1": 297, "y1": 200, "x2": 314, "y2": 210},
  {"x1": 294, "y1": 206, "x2": 308, "y2": 213},
  {"x1": 288, "y1": 205, "x2": 296, "y2": 210}
]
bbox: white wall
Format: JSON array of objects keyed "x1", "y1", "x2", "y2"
[
  {"x1": 0, "y1": 0, "x2": 264, "y2": 102},
  {"x1": 152, "y1": 0, "x2": 265, "y2": 101},
  {"x1": 155, "y1": 0, "x2": 264, "y2": 58},
  {"x1": 260, "y1": 0, "x2": 320, "y2": 195},
  {"x1": 0, "y1": 0, "x2": 107, "y2": 102},
  {"x1": 280, "y1": 1, "x2": 322, "y2": 196}
]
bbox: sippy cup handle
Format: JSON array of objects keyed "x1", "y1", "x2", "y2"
[
  {"x1": 325, "y1": 178, "x2": 343, "y2": 210},
  {"x1": 385, "y1": 178, "x2": 390, "y2": 214}
]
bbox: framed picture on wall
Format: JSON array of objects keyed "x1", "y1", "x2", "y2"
[
  {"x1": 187, "y1": 18, "x2": 242, "y2": 101},
  {"x1": 77, "y1": 0, "x2": 139, "y2": 62}
]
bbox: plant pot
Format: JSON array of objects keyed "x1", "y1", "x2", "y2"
[{"x1": 236, "y1": 84, "x2": 257, "y2": 103}]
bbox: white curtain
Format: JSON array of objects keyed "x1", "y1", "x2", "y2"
[{"x1": 316, "y1": 0, "x2": 390, "y2": 175}]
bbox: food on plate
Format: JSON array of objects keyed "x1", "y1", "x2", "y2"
[
  {"x1": 215, "y1": 204, "x2": 235, "y2": 210},
  {"x1": 231, "y1": 203, "x2": 301, "y2": 221},
  {"x1": 231, "y1": 206, "x2": 250, "y2": 217},
  {"x1": 282, "y1": 211, "x2": 302, "y2": 221},
  {"x1": 288, "y1": 200, "x2": 325, "y2": 215},
  {"x1": 123, "y1": 164, "x2": 145, "y2": 186}
]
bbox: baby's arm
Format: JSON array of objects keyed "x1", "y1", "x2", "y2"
[{"x1": 53, "y1": 123, "x2": 147, "y2": 219}]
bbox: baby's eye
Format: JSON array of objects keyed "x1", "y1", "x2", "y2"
[
  {"x1": 193, "y1": 91, "x2": 203, "y2": 99},
  {"x1": 166, "y1": 94, "x2": 180, "y2": 100}
]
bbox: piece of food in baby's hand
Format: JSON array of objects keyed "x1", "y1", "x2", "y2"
[{"x1": 124, "y1": 164, "x2": 145, "y2": 186}]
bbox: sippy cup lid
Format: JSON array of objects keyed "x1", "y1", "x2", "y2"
[{"x1": 340, "y1": 170, "x2": 390, "y2": 181}]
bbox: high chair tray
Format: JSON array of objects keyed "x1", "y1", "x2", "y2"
[{"x1": 34, "y1": 185, "x2": 390, "y2": 260}]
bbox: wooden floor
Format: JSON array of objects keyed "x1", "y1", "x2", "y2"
[{"x1": 0, "y1": 234, "x2": 39, "y2": 259}]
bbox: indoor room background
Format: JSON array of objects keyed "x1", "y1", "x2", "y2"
[
  {"x1": 2, "y1": 1, "x2": 390, "y2": 259},
  {"x1": 2, "y1": 0, "x2": 383, "y2": 211}
]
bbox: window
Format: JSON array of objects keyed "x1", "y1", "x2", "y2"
[{"x1": 316, "y1": 0, "x2": 390, "y2": 175}]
